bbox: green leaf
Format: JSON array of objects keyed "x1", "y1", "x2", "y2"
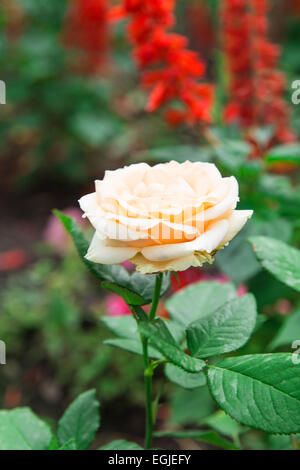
[
  {"x1": 164, "y1": 321, "x2": 186, "y2": 345},
  {"x1": 103, "y1": 338, "x2": 162, "y2": 359},
  {"x1": 207, "y1": 354, "x2": 300, "y2": 434},
  {"x1": 203, "y1": 411, "x2": 247, "y2": 439},
  {"x1": 268, "y1": 434, "x2": 300, "y2": 450},
  {"x1": 54, "y1": 210, "x2": 170, "y2": 305},
  {"x1": 214, "y1": 139, "x2": 249, "y2": 172},
  {"x1": 248, "y1": 270, "x2": 293, "y2": 310},
  {"x1": 48, "y1": 436, "x2": 60, "y2": 450},
  {"x1": 154, "y1": 430, "x2": 238, "y2": 450},
  {"x1": 165, "y1": 363, "x2": 206, "y2": 389},
  {"x1": 128, "y1": 271, "x2": 171, "y2": 305},
  {"x1": 139, "y1": 319, "x2": 205, "y2": 373},
  {"x1": 59, "y1": 438, "x2": 77, "y2": 450},
  {"x1": 99, "y1": 439, "x2": 143, "y2": 450},
  {"x1": 187, "y1": 294, "x2": 257, "y2": 358},
  {"x1": 101, "y1": 281, "x2": 144, "y2": 306},
  {"x1": 216, "y1": 231, "x2": 260, "y2": 284},
  {"x1": 269, "y1": 309, "x2": 300, "y2": 351},
  {"x1": 259, "y1": 174, "x2": 300, "y2": 217},
  {"x1": 57, "y1": 390, "x2": 100, "y2": 450},
  {"x1": 0, "y1": 408, "x2": 52, "y2": 450},
  {"x1": 166, "y1": 281, "x2": 237, "y2": 328},
  {"x1": 102, "y1": 316, "x2": 138, "y2": 339},
  {"x1": 250, "y1": 236, "x2": 300, "y2": 292},
  {"x1": 266, "y1": 144, "x2": 300, "y2": 164},
  {"x1": 102, "y1": 314, "x2": 184, "y2": 344},
  {"x1": 216, "y1": 218, "x2": 292, "y2": 284},
  {"x1": 169, "y1": 387, "x2": 215, "y2": 425},
  {"x1": 102, "y1": 315, "x2": 185, "y2": 360}
]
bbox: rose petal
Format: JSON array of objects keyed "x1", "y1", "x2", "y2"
[
  {"x1": 141, "y1": 219, "x2": 229, "y2": 261},
  {"x1": 85, "y1": 232, "x2": 139, "y2": 264},
  {"x1": 221, "y1": 210, "x2": 253, "y2": 246},
  {"x1": 202, "y1": 176, "x2": 239, "y2": 221},
  {"x1": 78, "y1": 192, "x2": 98, "y2": 218},
  {"x1": 79, "y1": 193, "x2": 149, "y2": 241}
]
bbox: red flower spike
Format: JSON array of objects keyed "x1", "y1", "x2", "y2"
[
  {"x1": 222, "y1": 0, "x2": 296, "y2": 147},
  {"x1": 165, "y1": 109, "x2": 187, "y2": 127},
  {"x1": 109, "y1": 0, "x2": 213, "y2": 126},
  {"x1": 63, "y1": 0, "x2": 109, "y2": 75},
  {"x1": 289, "y1": 0, "x2": 300, "y2": 16}
]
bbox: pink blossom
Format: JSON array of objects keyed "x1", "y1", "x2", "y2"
[
  {"x1": 122, "y1": 260, "x2": 135, "y2": 272},
  {"x1": 104, "y1": 294, "x2": 131, "y2": 317}
]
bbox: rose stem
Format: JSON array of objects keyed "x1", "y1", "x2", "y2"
[{"x1": 141, "y1": 272, "x2": 163, "y2": 450}]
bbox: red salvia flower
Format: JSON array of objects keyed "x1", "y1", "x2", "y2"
[
  {"x1": 109, "y1": 0, "x2": 213, "y2": 126},
  {"x1": 222, "y1": 0, "x2": 296, "y2": 148},
  {"x1": 63, "y1": 0, "x2": 109, "y2": 75},
  {"x1": 289, "y1": 0, "x2": 300, "y2": 16}
]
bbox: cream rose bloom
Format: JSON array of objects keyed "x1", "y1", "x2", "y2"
[{"x1": 79, "y1": 161, "x2": 253, "y2": 274}]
